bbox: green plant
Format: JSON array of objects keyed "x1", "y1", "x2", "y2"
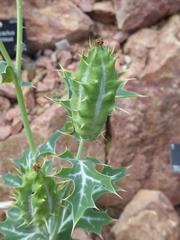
[{"x1": 0, "y1": 1, "x2": 140, "y2": 239}]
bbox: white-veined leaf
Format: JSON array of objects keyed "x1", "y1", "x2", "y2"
[
  {"x1": 3, "y1": 173, "x2": 22, "y2": 187},
  {"x1": 77, "y1": 209, "x2": 112, "y2": 235},
  {"x1": 0, "y1": 208, "x2": 47, "y2": 240},
  {"x1": 57, "y1": 150, "x2": 116, "y2": 226}
]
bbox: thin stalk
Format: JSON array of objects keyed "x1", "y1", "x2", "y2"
[
  {"x1": 76, "y1": 138, "x2": 85, "y2": 159},
  {"x1": 16, "y1": 0, "x2": 23, "y2": 76},
  {"x1": 0, "y1": 41, "x2": 14, "y2": 67},
  {"x1": 0, "y1": 41, "x2": 36, "y2": 153},
  {"x1": 14, "y1": 75, "x2": 36, "y2": 153},
  {"x1": 15, "y1": 0, "x2": 36, "y2": 153},
  {"x1": 0, "y1": 1, "x2": 36, "y2": 153}
]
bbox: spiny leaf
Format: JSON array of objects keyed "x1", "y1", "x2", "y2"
[
  {"x1": 58, "y1": 202, "x2": 112, "y2": 237},
  {"x1": 50, "y1": 98, "x2": 71, "y2": 113},
  {"x1": 34, "y1": 130, "x2": 62, "y2": 161},
  {"x1": 0, "y1": 60, "x2": 16, "y2": 84},
  {"x1": 44, "y1": 160, "x2": 53, "y2": 173},
  {"x1": 0, "y1": 61, "x2": 7, "y2": 74},
  {"x1": 57, "y1": 150, "x2": 116, "y2": 226},
  {"x1": 57, "y1": 230, "x2": 73, "y2": 240},
  {"x1": 93, "y1": 165, "x2": 127, "y2": 200},
  {"x1": 0, "y1": 208, "x2": 47, "y2": 240},
  {"x1": 3, "y1": 173, "x2": 22, "y2": 187},
  {"x1": 101, "y1": 165, "x2": 127, "y2": 181},
  {"x1": 116, "y1": 86, "x2": 141, "y2": 98},
  {"x1": 58, "y1": 202, "x2": 73, "y2": 234},
  {"x1": 14, "y1": 149, "x2": 34, "y2": 170},
  {"x1": 62, "y1": 70, "x2": 73, "y2": 99},
  {"x1": 15, "y1": 130, "x2": 63, "y2": 170},
  {"x1": 77, "y1": 209, "x2": 112, "y2": 235}
]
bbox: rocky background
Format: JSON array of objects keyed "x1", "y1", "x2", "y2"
[{"x1": 0, "y1": 0, "x2": 180, "y2": 239}]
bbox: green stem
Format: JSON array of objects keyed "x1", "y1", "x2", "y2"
[
  {"x1": 50, "y1": 211, "x2": 60, "y2": 240},
  {"x1": 76, "y1": 138, "x2": 85, "y2": 159},
  {"x1": 15, "y1": 0, "x2": 36, "y2": 153},
  {"x1": 0, "y1": 1, "x2": 36, "y2": 153},
  {"x1": 16, "y1": 0, "x2": 23, "y2": 76},
  {"x1": 0, "y1": 41, "x2": 14, "y2": 67},
  {"x1": 14, "y1": 75, "x2": 36, "y2": 153}
]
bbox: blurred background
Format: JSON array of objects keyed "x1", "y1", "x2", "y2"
[{"x1": 0, "y1": 0, "x2": 180, "y2": 239}]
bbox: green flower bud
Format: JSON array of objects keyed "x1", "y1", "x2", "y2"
[{"x1": 70, "y1": 45, "x2": 120, "y2": 140}]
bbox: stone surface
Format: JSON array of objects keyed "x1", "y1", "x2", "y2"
[
  {"x1": 105, "y1": 14, "x2": 180, "y2": 208},
  {"x1": 72, "y1": 229, "x2": 92, "y2": 240},
  {"x1": 24, "y1": 88, "x2": 36, "y2": 112},
  {"x1": 90, "y1": 1, "x2": 115, "y2": 24},
  {"x1": 0, "y1": 0, "x2": 94, "y2": 51},
  {"x1": 0, "y1": 96, "x2": 11, "y2": 112},
  {"x1": 112, "y1": 190, "x2": 180, "y2": 240},
  {"x1": 0, "y1": 84, "x2": 16, "y2": 99},
  {"x1": 72, "y1": 0, "x2": 95, "y2": 13},
  {"x1": 11, "y1": 118, "x2": 23, "y2": 135},
  {"x1": 0, "y1": 126, "x2": 11, "y2": 141},
  {"x1": 25, "y1": 0, "x2": 94, "y2": 50},
  {"x1": 57, "y1": 50, "x2": 72, "y2": 68},
  {"x1": 5, "y1": 106, "x2": 20, "y2": 122},
  {"x1": 36, "y1": 71, "x2": 59, "y2": 92},
  {"x1": 114, "y1": 0, "x2": 180, "y2": 32},
  {"x1": 55, "y1": 39, "x2": 70, "y2": 51}
]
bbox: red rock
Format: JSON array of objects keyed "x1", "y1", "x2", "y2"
[
  {"x1": 0, "y1": 0, "x2": 94, "y2": 50},
  {"x1": 104, "y1": 15, "x2": 180, "y2": 208},
  {"x1": 36, "y1": 56, "x2": 54, "y2": 70},
  {"x1": 36, "y1": 71, "x2": 59, "y2": 92},
  {"x1": 11, "y1": 118, "x2": 23, "y2": 135},
  {"x1": 23, "y1": 88, "x2": 36, "y2": 112},
  {"x1": 0, "y1": 126, "x2": 11, "y2": 141},
  {"x1": 57, "y1": 50, "x2": 72, "y2": 68},
  {"x1": 0, "y1": 96, "x2": 11, "y2": 111},
  {"x1": 5, "y1": 106, "x2": 20, "y2": 122},
  {"x1": 72, "y1": 229, "x2": 92, "y2": 240},
  {"x1": 0, "y1": 84, "x2": 16, "y2": 99},
  {"x1": 24, "y1": 1, "x2": 94, "y2": 51},
  {"x1": 90, "y1": 1, "x2": 115, "y2": 24},
  {"x1": 114, "y1": 0, "x2": 180, "y2": 32},
  {"x1": 0, "y1": 115, "x2": 6, "y2": 126},
  {"x1": 31, "y1": 104, "x2": 67, "y2": 138},
  {"x1": 36, "y1": 96, "x2": 49, "y2": 106},
  {"x1": 72, "y1": 0, "x2": 95, "y2": 13},
  {"x1": 21, "y1": 69, "x2": 35, "y2": 82},
  {"x1": 112, "y1": 190, "x2": 180, "y2": 240},
  {"x1": 67, "y1": 62, "x2": 78, "y2": 71},
  {"x1": 113, "y1": 31, "x2": 130, "y2": 45},
  {"x1": 43, "y1": 49, "x2": 53, "y2": 57}
]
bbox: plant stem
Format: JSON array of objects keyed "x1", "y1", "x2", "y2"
[
  {"x1": 0, "y1": 42, "x2": 36, "y2": 153},
  {"x1": 76, "y1": 138, "x2": 85, "y2": 159},
  {"x1": 0, "y1": 41, "x2": 14, "y2": 67},
  {"x1": 16, "y1": 0, "x2": 23, "y2": 76},
  {"x1": 0, "y1": 0, "x2": 36, "y2": 153},
  {"x1": 14, "y1": 0, "x2": 36, "y2": 153},
  {"x1": 14, "y1": 75, "x2": 36, "y2": 153}
]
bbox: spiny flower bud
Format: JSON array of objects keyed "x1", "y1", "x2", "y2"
[{"x1": 70, "y1": 45, "x2": 120, "y2": 140}]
